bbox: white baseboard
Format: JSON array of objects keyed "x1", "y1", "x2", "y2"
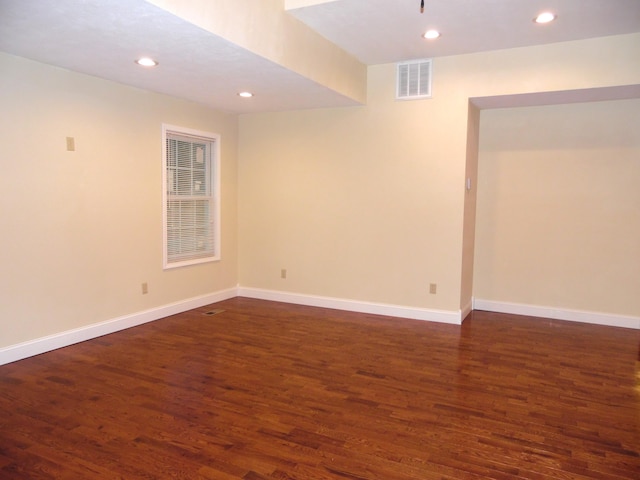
[
  {"x1": 461, "y1": 299, "x2": 473, "y2": 322},
  {"x1": 21, "y1": 288, "x2": 618, "y2": 367},
  {"x1": 473, "y1": 298, "x2": 640, "y2": 330},
  {"x1": 0, "y1": 287, "x2": 238, "y2": 366},
  {"x1": 238, "y1": 287, "x2": 464, "y2": 325}
]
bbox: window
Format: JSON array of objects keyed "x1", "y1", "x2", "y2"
[{"x1": 162, "y1": 124, "x2": 220, "y2": 269}]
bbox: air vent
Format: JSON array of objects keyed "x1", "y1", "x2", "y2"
[{"x1": 396, "y1": 59, "x2": 432, "y2": 100}]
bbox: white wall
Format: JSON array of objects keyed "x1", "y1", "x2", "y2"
[{"x1": 0, "y1": 53, "x2": 239, "y2": 349}]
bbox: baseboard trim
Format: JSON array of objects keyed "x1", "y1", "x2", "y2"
[
  {"x1": 6, "y1": 288, "x2": 635, "y2": 367},
  {"x1": 0, "y1": 287, "x2": 238, "y2": 366},
  {"x1": 473, "y1": 298, "x2": 640, "y2": 330},
  {"x1": 238, "y1": 287, "x2": 464, "y2": 325},
  {"x1": 461, "y1": 299, "x2": 473, "y2": 322}
]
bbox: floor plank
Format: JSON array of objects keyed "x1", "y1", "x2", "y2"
[{"x1": 1, "y1": 297, "x2": 638, "y2": 479}]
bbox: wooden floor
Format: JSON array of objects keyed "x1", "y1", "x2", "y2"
[{"x1": 0, "y1": 298, "x2": 638, "y2": 479}]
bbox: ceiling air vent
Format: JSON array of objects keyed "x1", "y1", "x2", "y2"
[{"x1": 396, "y1": 59, "x2": 432, "y2": 100}]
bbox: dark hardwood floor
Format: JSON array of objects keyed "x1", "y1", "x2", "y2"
[{"x1": 1, "y1": 297, "x2": 638, "y2": 479}]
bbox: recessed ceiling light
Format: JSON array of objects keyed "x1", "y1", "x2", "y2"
[
  {"x1": 423, "y1": 30, "x2": 441, "y2": 40},
  {"x1": 135, "y1": 57, "x2": 158, "y2": 67},
  {"x1": 534, "y1": 12, "x2": 556, "y2": 24},
  {"x1": 238, "y1": 91, "x2": 253, "y2": 98}
]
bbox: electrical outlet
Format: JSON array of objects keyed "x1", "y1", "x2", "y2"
[
  {"x1": 142, "y1": 282, "x2": 148, "y2": 294},
  {"x1": 281, "y1": 269, "x2": 287, "y2": 279},
  {"x1": 429, "y1": 283, "x2": 437, "y2": 294},
  {"x1": 66, "y1": 137, "x2": 75, "y2": 151}
]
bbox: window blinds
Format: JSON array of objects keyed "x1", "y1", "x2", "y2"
[{"x1": 165, "y1": 133, "x2": 215, "y2": 265}]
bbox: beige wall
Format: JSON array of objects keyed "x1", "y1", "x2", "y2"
[
  {"x1": 474, "y1": 99, "x2": 640, "y2": 317},
  {"x1": 239, "y1": 33, "x2": 640, "y2": 315},
  {"x1": 0, "y1": 53, "x2": 239, "y2": 348},
  {"x1": 238, "y1": 76, "x2": 469, "y2": 311},
  {"x1": 1, "y1": 32, "x2": 639, "y2": 350}
]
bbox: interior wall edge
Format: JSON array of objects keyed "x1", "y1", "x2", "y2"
[
  {"x1": 473, "y1": 298, "x2": 640, "y2": 330},
  {"x1": 469, "y1": 84, "x2": 640, "y2": 110},
  {"x1": 461, "y1": 299, "x2": 473, "y2": 322}
]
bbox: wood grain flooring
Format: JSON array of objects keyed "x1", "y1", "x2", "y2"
[{"x1": 0, "y1": 297, "x2": 638, "y2": 479}]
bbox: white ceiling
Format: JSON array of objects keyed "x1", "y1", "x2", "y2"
[
  {"x1": 1, "y1": 0, "x2": 639, "y2": 114},
  {"x1": 290, "y1": 0, "x2": 640, "y2": 64}
]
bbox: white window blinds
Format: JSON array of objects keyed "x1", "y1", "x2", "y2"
[{"x1": 163, "y1": 126, "x2": 220, "y2": 268}]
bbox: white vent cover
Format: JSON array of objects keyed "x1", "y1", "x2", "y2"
[{"x1": 396, "y1": 59, "x2": 432, "y2": 100}]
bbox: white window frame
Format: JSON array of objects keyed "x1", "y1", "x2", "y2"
[{"x1": 162, "y1": 124, "x2": 221, "y2": 269}]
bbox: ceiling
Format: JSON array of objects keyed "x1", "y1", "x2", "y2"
[
  {"x1": 291, "y1": 0, "x2": 640, "y2": 65},
  {"x1": 1, "y1": 0, "x2": 639, "y2": 114}
]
